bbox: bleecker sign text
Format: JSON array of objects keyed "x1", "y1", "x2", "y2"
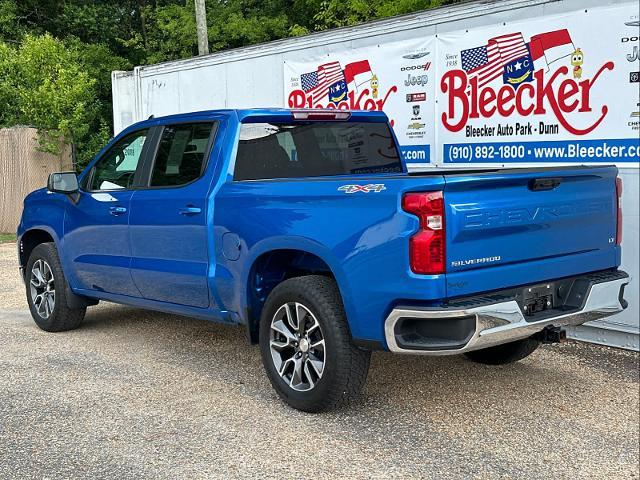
[
  {"x1": 288, "y1": 87, "x2": 397, "y2": 111},
  {"x1": 441, "y1": 63, "x2": 614, "y2": 135}
]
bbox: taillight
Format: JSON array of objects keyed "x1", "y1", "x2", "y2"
[
  {"x1": 402, "y1": 191, "x2": 445, "y2": 274},
  {"x1": 616, "y1": 177, "x2": 623, "y2": 245}
]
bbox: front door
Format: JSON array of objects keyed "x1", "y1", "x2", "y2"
[
  {"x1": 64, "y1": 128, "x2": 150, "y2": 296},
  {"x1": 128, "y1": 122, "x2": 218, "y2": 308}
]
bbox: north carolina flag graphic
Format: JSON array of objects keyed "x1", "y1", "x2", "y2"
[
  {"x1": 344, "y1": 60, "x2": 373, "y2": 91},
  {"x1": 528, "y1": 29, "x2": 575, "y2": 71}
]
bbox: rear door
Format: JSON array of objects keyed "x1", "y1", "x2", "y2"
[
  {"x1": 443, "y1": 166, "x2": 620, "y2": 297},
  {"x1": 128, "y1": 121, "x2": 219, "y2": 308}
]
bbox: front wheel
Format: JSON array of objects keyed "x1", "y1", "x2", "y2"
[
  {"x1": 464, "y1": 338, "x2": 540, "y2": 365},
  {"x1": 25, "y1": 243, "x2": 86, "y2": 332},
  {"x1": 259, "y1": 275, "x2": 371, "y2": 412}
]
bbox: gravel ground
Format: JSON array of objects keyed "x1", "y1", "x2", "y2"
[
  {"x1": 0, "y1": 241, "x2": 24, "y2": 309},
  {"x1": 0, "y1": 242, "x2": 638, "y2": 479}
]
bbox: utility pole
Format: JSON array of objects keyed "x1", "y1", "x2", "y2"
[{"x1": 195, "y1": 0, "x2": 209, "y2": 56}]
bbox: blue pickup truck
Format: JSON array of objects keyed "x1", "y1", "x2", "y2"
[{"x1": 18, "y1": 109, "x2": 629, "y2": 411}]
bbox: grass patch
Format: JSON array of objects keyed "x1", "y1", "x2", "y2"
[{"x1": 0, "y1": 233, "x2": 16, "y2": 243}]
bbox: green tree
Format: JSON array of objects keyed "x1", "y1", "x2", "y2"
[
  {"x1": 313, "y1": 0, "x2": 443, "y2": 30},
  {"x1": 206, "y1": 0, "x2": 290, "y2": 51},
  {"x1": 131, "y1": 2, "x2": 199, "y2": 64},
  {"x1": 0, "y1": 34, "x2": 97, "y2": 164},
  {"x1": 0, "y1": 42, "x2": 17, "y2": 119},
  {"x1": 0, "y1": 0, "x2": 20, "y2": 39},
  {"x1": 0, "y1": 0, "x2": 456, "y2": 170},
  {"x1": 66, "y1": 38, "x2": 131, "y2": 166}
]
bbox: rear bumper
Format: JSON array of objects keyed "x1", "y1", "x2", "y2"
[{"x1": 384, "y1": 270, "x2": 630, "y2": 355}]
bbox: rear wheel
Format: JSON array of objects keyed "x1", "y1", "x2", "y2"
[
  {"x1": 464, "y1": 338, "x2": 540, "y2": 365},
  {"x1": 259, "y1": 275, "x2": 371, "y2": 412},
  {"x1": 25, "y1": 243, "x2": 86, "y2": 332}
]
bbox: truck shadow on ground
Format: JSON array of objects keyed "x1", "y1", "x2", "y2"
[{"x1": 78, "y1": 303, "x2": 634, "y2": 414}]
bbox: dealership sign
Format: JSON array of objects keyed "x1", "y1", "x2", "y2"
[
  {"x1": 438, "y1": 5, "x2": 639, "y2": 165},
  {"x1": 284, "y1": 38, "x2": 435, "y2": 163},
  {"x1": 284, "y1": 4, "x2": 639, "y2": 166}
]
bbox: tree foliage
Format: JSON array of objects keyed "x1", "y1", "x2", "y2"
[
  {"x1": 0, "y1": 0, "x2": 455, "y2": 169},
  {"x1": 0, "y1": 35, "x2": 95, "y2": 155}
]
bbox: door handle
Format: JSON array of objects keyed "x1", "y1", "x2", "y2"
[
  {"x1": 178, "y1": 206, "x2": 202, "y2": 216},
  {"x1": 109, "y1": 206, "x2": 127, "y2": 216}
]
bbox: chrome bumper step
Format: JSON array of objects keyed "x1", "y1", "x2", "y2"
[{"x1": 384, "y1": 271, "x2": 630, "y2": 355}]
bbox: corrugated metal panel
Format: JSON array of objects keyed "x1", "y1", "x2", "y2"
[
  {"x1": 568, "y1": 324, "x2": 640, "y2": 351},
  {"x1": 111, "y1": 71, "x2": 136, "y2": 134}
]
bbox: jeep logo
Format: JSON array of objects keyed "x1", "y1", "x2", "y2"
[{"x1": 404, "y1": 74, "x2": 428, "y2": 87}]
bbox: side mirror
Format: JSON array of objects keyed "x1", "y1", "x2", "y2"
[{"x1": 48, "y1": 172, "x2": 79, "y2": 194}]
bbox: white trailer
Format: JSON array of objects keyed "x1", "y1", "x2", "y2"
[{"x1": 112, "y1": 0, "x2": 640, "y2": 350}]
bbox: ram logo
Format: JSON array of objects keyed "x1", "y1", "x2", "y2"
[{"x1": 338, "y1": 184, "x2": 387, "y2": 194}]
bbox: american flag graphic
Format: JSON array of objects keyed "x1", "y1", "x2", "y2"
[
  {"x1": 461, "y1": 33, "x2": 529, "y2": 87},
  {"x1": 300, "y1": 62, "x2": 345, "y2": 103}
]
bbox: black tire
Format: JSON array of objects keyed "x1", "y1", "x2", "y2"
[
  {"x1": 25, "y1": 242, "x2": 86, "y2": 332},
  {"x1": 464, "y1": 338, "x2": 540, "y2": 365},
  {"x1": 259, "y1": 275, "x2": 371, "y2": 413}
]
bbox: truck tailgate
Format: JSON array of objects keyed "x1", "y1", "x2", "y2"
[{"x1": 443, "y1": 166, "x2": 620, "y2": 297}]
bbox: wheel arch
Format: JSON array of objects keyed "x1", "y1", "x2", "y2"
[
  {"x1": 18, "y1": 227, "x2": 58, "y2": 275},
  {"x1": 242, "y1": 240, "x2": 352, "y2": 344}
]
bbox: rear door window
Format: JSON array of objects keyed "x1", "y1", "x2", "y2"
[
  {"x1": 234, "y1": 122, "x2": 402, "y2": 181},
  {"x1": 149, "y1": 123, "x2": 215, "y2": 187}
]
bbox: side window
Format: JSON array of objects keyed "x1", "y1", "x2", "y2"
[
  {"x1": 89, "y1": 129, "x2": 148, "y2": 191},
  {"x1": 149, "y1": 123, "x2": 214, "y2": 187}
]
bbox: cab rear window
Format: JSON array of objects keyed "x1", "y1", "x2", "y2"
[{"x1": 234, "y1": 122, "x2": 402, "y2": 181}]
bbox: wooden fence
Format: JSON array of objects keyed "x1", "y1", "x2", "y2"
[{"x1": 0, "y1": 127, "x2": 72, "y2": 233}]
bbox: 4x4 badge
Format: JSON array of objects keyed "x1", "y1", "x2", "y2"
[{"x1": 338, "y1": 184, "x2": 386, "y2": 194}]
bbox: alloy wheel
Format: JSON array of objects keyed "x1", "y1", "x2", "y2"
[
  {"x1": 269, "y1": 302, "x2": 325, "y2": 391},
  {"x1": 30, "y1": 259, "x2": 55, "y2": 319}
]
